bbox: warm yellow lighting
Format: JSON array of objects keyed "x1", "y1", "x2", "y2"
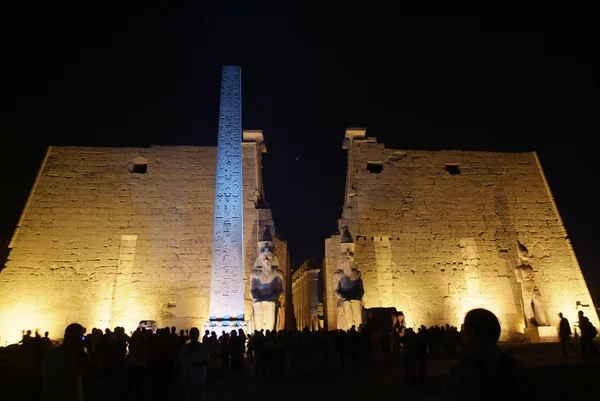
[
  {"x1": 456, "y1": 296, "x2": 506, "y2": 329},
  {"x1": 0, "y1": 304, "x2": 54, "y2": 346}
]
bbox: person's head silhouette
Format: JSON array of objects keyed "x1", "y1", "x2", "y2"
[
  {"x1": 462, "y1": 308, "x2": 501, "y2": 348},
  {"x1": 63, "y1": 323, "x2": 84, "y2": 347},
  {"x1": 189, "y1": 327, "x2": 200, "y2": 343}
]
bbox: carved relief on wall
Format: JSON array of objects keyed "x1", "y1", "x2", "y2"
[{"x1": 209, "y1": 66, "x2": 245, "y2": 323}]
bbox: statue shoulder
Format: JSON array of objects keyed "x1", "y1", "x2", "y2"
[
  {"x1": 516, "y1": 263, "x2": 533, "y2": 272},
  {"x1": 275, "y1": 269, "x2": 285, "y2": 279},
  {"x1": 250, "y1": 269, "x2": 262, "y2": 279},
  {"x1": 332, "y1": 270, "x2": 344, "y2": 281}
]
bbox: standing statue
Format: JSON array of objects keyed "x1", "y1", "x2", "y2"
[
  {"x1": 514, "y1": 240, "x2": 548, "y2": 326},
  {"x1": 392, "y1": 311, "x2": 406, "y2": 330},
  {"x1": 310, "y1": 315, "x2": 320, "y2": 332},
  {"x1": 332, "y1": 227, "x2": 364, "y2": 330},
  {"x1": 250, "y1": 227, "x2": 284, "y2": 332}
]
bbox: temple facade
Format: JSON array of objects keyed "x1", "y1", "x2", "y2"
[
  {"x1": 0, "y1": 138, "x2": 289, "y2": 345},
  {"x1": 0, "y1": 66, "x2": 290, "y2": 345},
  {"x1": 324, "y1": 128, "x2": 598, "y2": 341}
]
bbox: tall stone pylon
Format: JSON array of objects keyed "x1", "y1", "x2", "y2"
[{"x1": 208, "y1": 66, "x2": 245, "y2": 328}]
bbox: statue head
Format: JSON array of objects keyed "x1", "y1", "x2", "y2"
[
  {"x1": 517, "y1": 240, "x2": 530, "y2": 264},
  {"x1": 339, "y1": 248, "x2": 355, "y2": 267},
  {"x1": 255, "y1": 226, "x2": 279, "y2": 270},
  {"x1": 259, "y1": 241, "x2": 275, "y2": 269},
  {"x1": 339, "y1": 226, "x2": 356, "y2": 272}
]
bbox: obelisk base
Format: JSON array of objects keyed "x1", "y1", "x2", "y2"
[{"x1": 204, "y1": 315, "x2": 247, "y2": 333}]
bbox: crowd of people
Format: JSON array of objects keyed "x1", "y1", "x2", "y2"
[
  {"x1": 0, "y1": 321, "x2": 462, "y2": 400},
  {"x1": 0, "y1": 309, "x2": 597, "y2": 401}
]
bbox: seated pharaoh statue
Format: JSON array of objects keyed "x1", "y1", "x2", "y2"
[
  {"x1": 250, "y1": 226, "x2": 284, "y2": 332},
  {"x1": 332, "y1": 226, "x2": 364, "y2": 330},
  {"x1": 514, "y1": 240, "x2": 548, "y2": 326}
]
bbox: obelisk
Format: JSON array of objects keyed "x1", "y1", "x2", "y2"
[{"x1": 208, "y1": 66, "x2": 245, "y2": 328}]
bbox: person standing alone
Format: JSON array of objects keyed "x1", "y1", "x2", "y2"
[
  {"x1": 175, "y1": 327, "x2": 210, "y2": 401},
  {"x1": 558, "y1": 312, "x2": 576, "y2": 356}
]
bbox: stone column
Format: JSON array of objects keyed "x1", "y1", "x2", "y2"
[
  {"x1": 307, "y1": 269, "x2": 320, "y2": 330},
  {"x1": 302, "y1": 276, "x2": 308, "y2": 329},
  {"x1": 300, "y1": 277, "x2": 306, "y2": 329},
  {"x1": 292, "y1": 279, "x2": 297, "y2": 329}
]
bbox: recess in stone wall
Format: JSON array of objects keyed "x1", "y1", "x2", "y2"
[
  {"x1": 129, "y1": 157, "x2": 148, "y2": 174},
  {"x1": 367, "y1": 162, "x2": 383, "y2": 174},
  {"x1": 387, "y1": 151, "x2": 407, "y2": 162},
  {"x1": 445, "y1": 163, "x2": 461, "y2": 175}
]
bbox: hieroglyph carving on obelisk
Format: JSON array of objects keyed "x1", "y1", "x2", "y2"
[{"x1": 208, "y1": 66, "x2": 245, "y2": 326}]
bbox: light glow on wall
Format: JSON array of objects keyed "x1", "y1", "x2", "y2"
[
  {"x1": 454, "y1": 295, "x2": 508, "y2": 334},
  {"x1": 1, "y1": 305, "x2": 53, "y2": 346}
]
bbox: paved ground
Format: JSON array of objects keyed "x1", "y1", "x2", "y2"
[
  {"x1": 2, "y1": 342, "x2": 599, "y2": 400},
  {"x1": 206, "y1": 344, "x2": 600, "y2": 401}
]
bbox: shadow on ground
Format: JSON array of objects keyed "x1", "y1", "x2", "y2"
[
  {"x1": 1, "y1": 347, "x2": 599, "y2": 400},
  {"x1": 205, "y1": 356, "x2": 600, "y2": 401}
]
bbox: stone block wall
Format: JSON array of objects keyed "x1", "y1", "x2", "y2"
[
  {"x1": 0, "y1": 144, "x2": 268, "y2": 344},
  {"x1": 326, "y1": 136, "x2": 598, "y2": 340}
]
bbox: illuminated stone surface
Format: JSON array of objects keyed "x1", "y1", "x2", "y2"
[
  {"x1": 208, "y1": 66, "x2": 245, "y2": 325},
  {"x1": 332, "y1": 227, "x2": 364, "y2": 330},
  {"x1": 0, "y1": 137, "x2": 286, "y2": 345},
  {"x1": 324, "y1": 129, "x2": 599, "y2": 340},
  {"x1": 0, "y1": 67, "x2": 290, "y2": 344},
  {"x1": 249, "y1": 227, "x2": 284, "y2": 332}
]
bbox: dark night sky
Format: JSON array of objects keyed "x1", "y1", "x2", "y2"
[{"x1": 1, "y1": 10, "x2": 599, "y2": 300}]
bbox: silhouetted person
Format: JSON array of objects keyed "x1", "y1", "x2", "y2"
[
  {"x1": 35, "y1": 331, "x2": 53, "y2": 370},
  {"x1": 20, "y1": 329, "x2": 33, "y2": 348},
  {"x1": 558, "y1": 312, "x2": 576, "y2": 356},
  {"x1": 126, "y1": 327, "x2": 152, "y2": 400},
  {"x1": 401, "y1": 328, "x2": 418, "y2": 385},
  {"x1": 42, "y1": 331, "x2": 52, "y2": 350},
  {"x1": 442, "y1": 309, "x2": 532, "y2": 401},
  {"x1": 392, "y1": 328, "x2": 401, "y2": 357},
  {"x1": 208, "y1": 331, "x2": 219, "y2": 369},
  {"x1": 577, "y1": 310, "x2": 598, "y2": 356},
  {"x1": 31, "y1": 329, "x2": 46, "y2": 369},
  {"x1": 252, "y1": 331, "x2": 266, "y2": 378},
  {"x1": 150, "y1": 328, "x2": 174, "y2": 401},
  {"x1": 238, "y1": 328, "x2": 247, "y2": 365},
  {"x1": 229, "y1": 330, "x2": 243, "y2": 371},
  {"x1": 175, "y1": 327, "x2": 209, "y2": 401},
  {"x1": 415, "y1": 328, "x2": 428, "y2": 384},
  {"x1": 41, "y1": 323, "x2": 101, "y2": 401},
  {"x1": 177, "y1": 329, "x2": 187, "y2": 348}
]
